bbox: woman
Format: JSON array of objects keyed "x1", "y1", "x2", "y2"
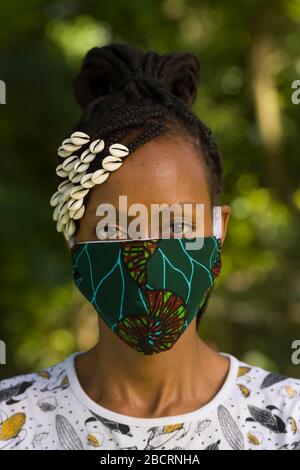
[{"x1": 1, "y1": 43, "x2": 299, "y2": 451}]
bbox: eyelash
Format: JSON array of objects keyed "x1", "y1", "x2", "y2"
[{"x1": 94, "y1": 220, "x2": 196, "y2": 238}]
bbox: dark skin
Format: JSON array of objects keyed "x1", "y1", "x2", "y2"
[{"x1": 69, "y1": 133, "x2": 231, "y2": 418}]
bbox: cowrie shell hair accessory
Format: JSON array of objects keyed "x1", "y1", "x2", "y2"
[
  {"x1": 50, "y1": 131, "x2": 129, "y2": 241},
  {"x1": 56, "y1": 164, "x2": 69, "y2": 178},
  {"x1": 70, "y1": 205, "x2": 85, "y2": 220},
  {"x1": 62, "y1": 138, "x2": 81, "y2": 153},
  {"x1": 60, "y1": 185, "x2": 74, "y2": 203},
  {"x1": 58, "y1": 180, "x2": 72, "y2": 192},
  {"x1": 89, "y1": 139, "x2": 105, "y2": 153},
  {"x1": 102, "y1": 155, "x2": 123, "y2": 171},
  {"x1": 59, "y1": 212, "x2": 70, "y2": 225},
  {"x1": 59, "y1": 201, "x2": 69, "y2": 216},
  {"x1": 109, "y1": 143, "x2": 129, "y2": 158},
  {"x1": 62, "y1": 155, "x2": 78, "y2": 172},
  {"x1": 56, "y1": 220, "x2": 65, "y2": 232},
  {"x1": 70, "y1": 131, "x2": 90, "y2": 146},
  {"x1": 57, "y1": 146, "x2": 72, "y2": 158},
  {"x1": 69, "y1": 186, "x2": 89, "y2": 200},
  {"x1": 66, "y1": 220, "x2": 76, "y2": 237},
  {"x1": 91, "y1": 169, "x2": 109, "y2": 185},
  {"x1": 50, "y1": 191, "x2": 61, "y2": 207},
  {"x1": 69, "y1": 169, "x2": 83, "y2": 183},
  {"x1": 68, "y1": 198, "x2": 84, "y2": 212},
  {"x1": 80, "y1": 173, "x2": 95, "y2": 189},
  {"x1": 73, "y1": 161, "x2": 90, "y2": 173},
  {"x1": 53, "y1": 203, "x2": 63, "y2": 221},
  {"x1": 80, "y1": 149, "x2": 97, "y2": 164}
]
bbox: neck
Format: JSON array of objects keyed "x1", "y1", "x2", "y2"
[{"x1": 74, "y1": 318, "x2": 230, "y2": 418}]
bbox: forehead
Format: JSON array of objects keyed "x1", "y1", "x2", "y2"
[{"x1": 87, "y1": 134, "x2": 210, "y2": 208}]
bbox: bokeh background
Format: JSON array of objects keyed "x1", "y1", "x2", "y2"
[{"x1": 1, "y1": 0, "x2": 300, "y2": 378}]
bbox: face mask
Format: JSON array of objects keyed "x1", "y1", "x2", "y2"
[{"x1": 70, "y1": 207, "x2": 223, "y2": 355}]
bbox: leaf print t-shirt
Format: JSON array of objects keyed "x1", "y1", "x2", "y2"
[{"x1": 0, "y1": 351, "x2": 300, "y2": 450}]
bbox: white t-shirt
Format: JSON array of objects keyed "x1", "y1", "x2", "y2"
[{"x1": 0, "y1": 351, "x2": 299, "y2": 450}]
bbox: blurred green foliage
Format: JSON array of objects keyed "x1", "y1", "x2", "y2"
[{"x1": 0, "y1": 0, "x2": 300, "y2": 378}]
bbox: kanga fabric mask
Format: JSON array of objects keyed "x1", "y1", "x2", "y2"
[{"x1": 71, "y1": 234, "x2": 222, "y2": 355}]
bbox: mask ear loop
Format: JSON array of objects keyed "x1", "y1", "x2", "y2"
[
  {"x1": 213, "y1": 205, "x2": 222, "y2": 240},
  {"x1": 213, "y1": 204, "x2": 223, "y2": 255},
  {"x1": 212, "y1": 205, "x2": 223, "y2": 278}
]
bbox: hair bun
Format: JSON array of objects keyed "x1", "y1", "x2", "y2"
[
  {"x1": 157, "y1": 51, "x2": 200, "y2": 107},
  {"x1": 73, "y1": 43, "x2": 200, "y2": 110}
]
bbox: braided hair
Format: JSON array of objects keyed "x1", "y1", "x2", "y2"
[{"x1": 65, "y1": 42, "x2": 224, "y2": 330}]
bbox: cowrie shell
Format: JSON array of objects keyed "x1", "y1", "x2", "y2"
[
  {"x1": 102, "y1": 156, "x2": 123, "y2": 171},
  {"x1": 89, "y1": 139, "x2": 105, "y2": 154},
  {"x1": 63, "y1": 230, "x2": 71, "y2": 241},
  {"x1": 62, "y1": 138, "x2": 72, "y2": 145},
  {"x1": 59, "y1": 201, "x2": 69, "y2": 216},
  {"x1": 59, "y1": 212, "x2": 70, "y2": 225},
  {"x1": 69, "y1": 169, "x2": 84, "y2": 183},
  {"x1": 68, "y1": 198, "x2": 83, "y2": 211},
  {"x1": 70, "y1": 186, "x2": 89, "y2": 200},
  {"x1": 57, "y1": 146, "x2": 71, "y2": 158},
  {"x1": 56, "y1": 170, "x2": 69, "y2": 178},
  {"x1": 66, "y1": 220, "x2": 76, "y2": 237},
  {"x1": 61, "y1": 219, "x2": 75, "y2": 238},
  {"x1": 56, "y1": 165, "x2": 69, "y2": 178},
  {"x1": 62, "y1": 155, "x2": 79, "y2": 172},
  {"x1": 56, "y1": 219, "x2": 65, "y2": 232},
  {"x1": 91, "y1": 169, "x2": 109, "y2": 185},
  {"x1": 68, "y1": 209, "x2": 76, "y2": 219},
  {"x1": 80, "y1": 149, "x2": 97, "y2": 164},
  {"x1": 109, "y1": 143, "x2": 129, "y2": 158},
  {"x1": 60, "y1": 185, "x2": 75, "y2": 203},
  {"x1": 72, "y1": 174, "x2": 83, "y2": 183},
  {"x1": 63, "y1": 143, "x2": 80, "y2": 153},
  {"x1": 53, "y1": 202, "x2": 63, "y2": 221},
  {"x1": 80, "y1": 173, "x2": 95, "y2": 189},
  {"x1": 74, "y1": 161, "x2": 90, "y2": 173},
  {"x1": 70, "y1": 204, "x2": 85, "y2": 220},
  {"x1": 58, "y1": 180, "x2": 72, "y2": 193},
  {"x1": 50, "y1": 191, "x2": 61, "y2": 207},
  {"x1": 62, "y1": 138, "x2": 80, "y2": 153},
  {"x1": 70, "y1": 131, "x2": 90, "y2": 146}
]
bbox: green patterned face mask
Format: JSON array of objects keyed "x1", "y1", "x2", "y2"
[{"x1": 71, "y1": 234, "x2": 222, "y2": 355}]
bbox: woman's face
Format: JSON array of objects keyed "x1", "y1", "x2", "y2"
[{"x1": 75, "y1": 134, "x2": 231, "y2": 244}]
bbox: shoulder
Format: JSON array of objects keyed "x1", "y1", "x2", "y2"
[
  {"x1": 233, "y1": 357, "x2": 300, "y2": 448},
  {"x1": 0, "y1": 357, "x2": 70, "y2": 401},
  {"x1": 235, "y1": 358, "x2": 300, "y2": 402},
  {"x1": 0, "y1": 356, "x2": 72, "y2": 449}
]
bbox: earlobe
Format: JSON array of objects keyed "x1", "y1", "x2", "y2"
[{"x1": 220, "y1": 205, "x2": 231, "y2": 247}]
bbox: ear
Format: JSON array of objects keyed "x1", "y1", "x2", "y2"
[{"x1": 220, "y1": 205, "x2": 231, "y2": 247}]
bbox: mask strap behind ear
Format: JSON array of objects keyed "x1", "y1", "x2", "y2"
[{"x1": 213, "y1": 205, "x2": 222, "y2": 240}]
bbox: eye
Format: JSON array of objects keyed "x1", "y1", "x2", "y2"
[
  {"x1": 95, "y1": 223, "x2": 128, "y2": 240},
  {"x1": 162, "y1": 220, "x2": 195, "y2": 237}
]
